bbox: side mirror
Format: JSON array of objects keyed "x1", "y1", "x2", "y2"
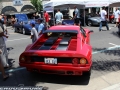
[{"x1": 88, "y1": 30, "x2": 94, "y2": 34}]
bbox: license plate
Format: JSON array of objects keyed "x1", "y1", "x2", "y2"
[{"x1": 44, "y1": 58, "x2": 57, "y2": 64}]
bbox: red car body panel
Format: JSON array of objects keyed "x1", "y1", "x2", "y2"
[
  {"x1": 107, "y1": 14, "x2": 114, "y2": 23},
  {"x1": 19, "y1": 25, "x2": 93, "y2": 75}
]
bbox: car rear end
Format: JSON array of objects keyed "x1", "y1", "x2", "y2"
[
  {"x1": 19, "y1": 51, "x2": 91, "y2": 75},
  {"x1": 19, "y1": 27, "x2": 92, "y2": 75}
]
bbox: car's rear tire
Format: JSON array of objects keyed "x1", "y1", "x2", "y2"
[
  {"x1": 111, "y1": 19, "x2": 115, "y2": 24},
  {"x1": 14, "y1": 27, "x2": 17, "y2": 33},
  {"x1": 88, "y1": 21, "x2": 92, "y2": 26},
  {"x1": 83, "y1": 68, "x2": 91, "y2": 76}
]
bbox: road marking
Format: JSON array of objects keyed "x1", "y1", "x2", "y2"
[
  {"x1": 102, "y1": 83, "x2": 120, "y2": 90},
  {"x1": 0, "y1": 45, "x2": 119, "y2": 75},
  {"x1": 92, "y1": 45, "x2": 120, "y2": 54},
  {"x1": 7, "y1": 37, "x2": 30, "y2": 42},
  {"x1": 109, "y1": 43, "x2": 118, "y2": 46}
]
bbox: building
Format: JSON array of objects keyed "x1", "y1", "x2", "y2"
[
  {"x1": 0, "y1": 0, "x2": 39, "y2": 15},
  {"x1": 0, "y1": 0, "x2": 35, "y2": 15}
]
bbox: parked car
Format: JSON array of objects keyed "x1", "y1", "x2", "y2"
[
  {"x1": 49, "y1": 15, "x2": 72, "y2": 26},
  {"x1": 80, "y1": 13, "x2": 106, "y2": 26},
  {"x1": 13, "y1": 14, "x2": 39, "y2": 35},
  {"x1": 19, "y1": 25, "x2": 93, "y2": 76},
  {"x1": 108, "y1": 13, "x2": 114, "y2": 24}
]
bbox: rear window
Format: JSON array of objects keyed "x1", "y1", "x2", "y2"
[
  {"x1": 44, "y1": 30, "x2": 78, "y2": 34},
  {"x1": 43, "y1": 30, "x2": 78, "y2": 38}
]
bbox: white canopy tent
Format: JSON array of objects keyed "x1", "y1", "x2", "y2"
[
  {"x1": 81, "y1": 0, "x2": 119, "y2": 20},
  {"x1": 83, "y1": 0, "x2": 110, "y2": 7},
  {"x1": 43, "y1": 0, "x2": 86, "y2": 25},
  {"x1": 43, "y1": 0, "x2": 85, "y2": 12},
  {"x1": 85, "y1": 2, "x2": 109, "y2": 7},
  {"x1": 43, "y1": 0, "x2": 120, "y2": 26},
  {"x1": 109, "y1": 1, "x2": 120, "y2": 7}
]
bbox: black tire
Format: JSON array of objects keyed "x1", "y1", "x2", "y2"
[
  {"x1": 111, "y1": 19, "x2": 115, "y2": 24},
  {"x1": 14, "y1": 27, "x2": 17, "y2": 33},
  {"x1": 83, "y1": 68, "x2": 91, "y2": 76},
  {"x1": 88, "y1": 21, "x2": 92, "y2": 26}
]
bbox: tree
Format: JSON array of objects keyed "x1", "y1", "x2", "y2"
[{"x1": 30, "y1": 0, "x2": 43, "y2": 12}]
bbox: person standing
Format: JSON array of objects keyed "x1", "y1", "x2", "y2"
[
  {"x1": 11, "y1": 16, "x2": 16, "y2": 29},
  {"x1": 113, "y1": 7, "x2": 120, "y2": 27},
  {"x1": 30, "y1": 20, "x2": 38, "y2": 43},
  {"x1": 0, "y1": 19, "x2": 9, "y2": 68},
  {"x1": 37, "y1": 18, "x2": 45, "y2": 35},
  {"x1": 0, "y1": 49, "x2": 9, "y2": 81},
  {"x1": 99, "y1": 6, "x2": 109, "y2": 31},
  {"x1": 44, "y1": 11, "x2": 49, "y2": 29},
  {"x1": 2, "y1": 15, "x2": 8, "y2": 36},
  {"x1": 73, "y1": 6, "x2": 80, "y2": 26},
  {"x1": 55, "y1": 9, "x2": 63, "y2": 25}
]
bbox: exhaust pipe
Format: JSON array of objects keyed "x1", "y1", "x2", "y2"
[
  {"x1": 67, "y1": 71, "x2": 73, "y2": 75},
  {"x1": 33, "y1": 69, "x2": 38, "y2": 72}
]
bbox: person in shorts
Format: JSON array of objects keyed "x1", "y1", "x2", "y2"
[
  {"x1": 30, "y1": 20, "x2": 38, "y2": 43},
  {"x1": 73, "y1": 6, "x2": 80, "y2": 26},
  {"x1": 0, "y1": 49, "x2": 9, "y2": 81},
  {"x1": 113, "y1": 7, "x2": 120, "y2": 27},
  {"x1": 99, "y1": 6, "x2": 109, "y2": 31}
]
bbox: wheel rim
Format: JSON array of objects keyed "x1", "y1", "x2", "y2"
[
  {"x1": 111, "y1": 19, "x2": 114, "y2": 24},
  {"x1": 88, "y1": 21, "x2": 91, "y2": 26},
  {"x1": 14, "y1": 28, "x2": 16, "y2": 32},
  {"x1": 23, "y1": 29, "x2": 25, "y2": 34}
]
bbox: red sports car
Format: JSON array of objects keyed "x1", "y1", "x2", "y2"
[{"x1": 19, "y1": 25, "x2": 93, "y2": 76}]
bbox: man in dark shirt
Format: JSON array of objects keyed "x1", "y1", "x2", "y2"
[{"x1": 73, "y1": 6, "x2": 80, "y2": 26}]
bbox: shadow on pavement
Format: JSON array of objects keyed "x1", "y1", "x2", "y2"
[
  {"x1": 92, "y1": 59, "x2": 120, "y2": 71},
  {"x1": 28, "y1": 72, "x2": 90, "y2": 85},
  {"x1": 111, "y1": 31, "x2": 120, "y2": 38},
  {"x1": 0, "y1": 66, "x2": 90, "y2": 86},
  {"x1": 7, "y1": 47, "x2": 14, "y2": 52},
  {"x1": 8, "y1": 58, "x2": 15, "y2": 67}
]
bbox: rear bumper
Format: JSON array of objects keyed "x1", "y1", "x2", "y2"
[{"x1": 19, "y1": 63, "x2": 92, "y2": 75}]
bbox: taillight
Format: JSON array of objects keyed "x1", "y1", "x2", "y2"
[
  {"x1": 20, "y1": 56, "x2": 26, "y2": 63},
  {"x1": 80, "y1": 58, "x2": 87, "y2": 65},
  {"x1": 72, "y1": 58, "x2": 79, "y2": 65},
  {"x1": 20, "y1": 56, "x2": 31, "y2": 63},
  {"x1": 26, "y1": 57, "x2": 31, "y2": 63}
]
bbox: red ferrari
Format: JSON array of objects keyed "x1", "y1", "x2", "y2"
[{"x1": 19, "y1": 25, "x2": 93, "y2": 76}]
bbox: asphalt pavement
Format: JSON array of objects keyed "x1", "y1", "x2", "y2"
[{"x1": 0, "y1": 24, "x2": 120, "y2": 90}]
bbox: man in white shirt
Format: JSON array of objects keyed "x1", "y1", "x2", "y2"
[
  {"x1": 113, "y1": 7, "x2": 120, "y2": 27},
  {"x1": 99, "y1": 6, "x2": 109, "y2": 31},
  {"x1": 30, "y1": 20, "x2": 38, "y2": 43}
]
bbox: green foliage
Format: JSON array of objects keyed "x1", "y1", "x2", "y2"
[
  {"x1": 38, "y1": 0, "x2": 43, "y2": 11},
  {"x1": 30, "y1": 0, "x2": 43, "y2": 12}
]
